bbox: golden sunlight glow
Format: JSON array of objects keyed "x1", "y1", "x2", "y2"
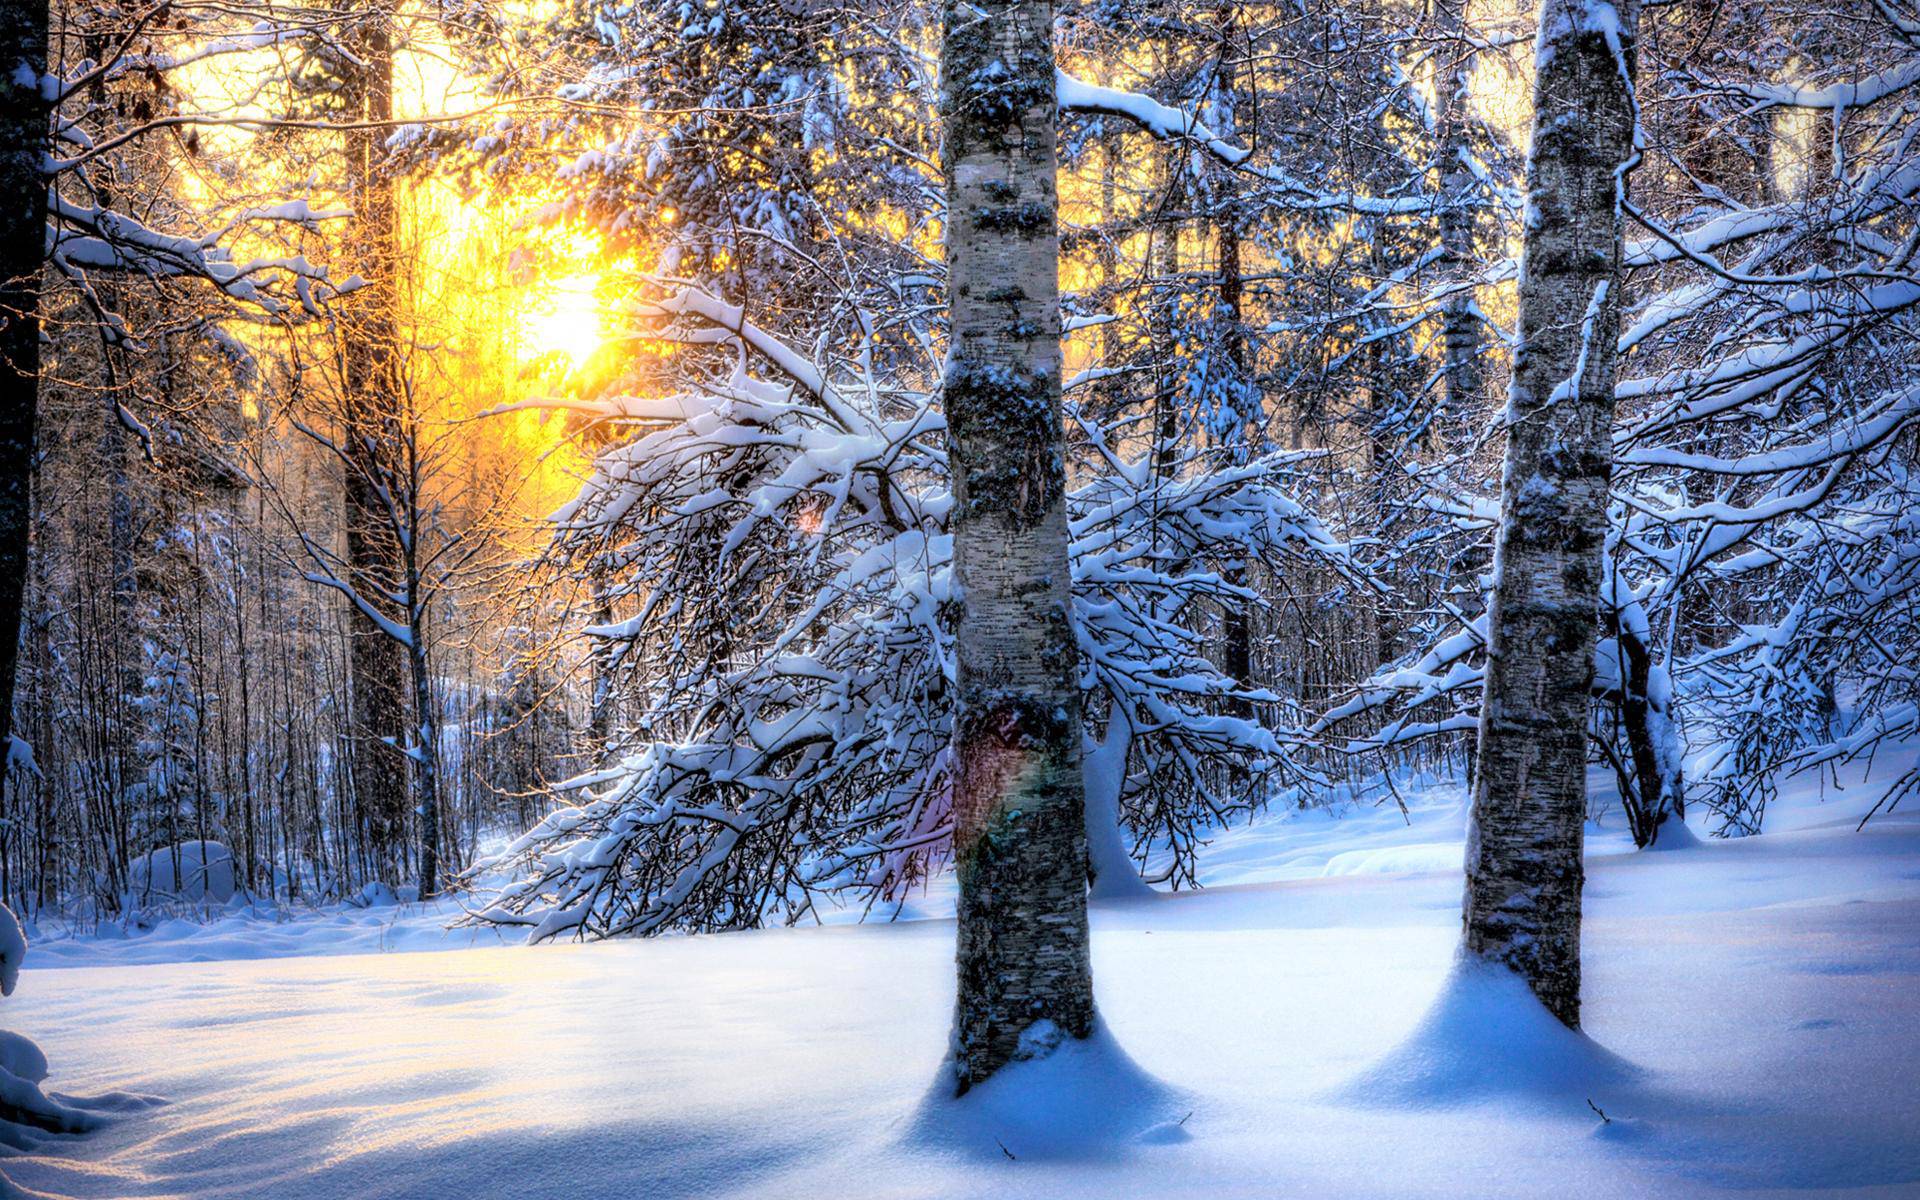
[{"x1": 525, "y1": 273, "x2": 605, "y2": 367}]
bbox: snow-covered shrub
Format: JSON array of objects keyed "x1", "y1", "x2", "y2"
[{"x1": 128, "y1": 841, "x2": 238, "y2": 906}]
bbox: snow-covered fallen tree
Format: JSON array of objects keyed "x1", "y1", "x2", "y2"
[{"x1": 466, "y1": 282, "x2": 1360, "y2": 939}]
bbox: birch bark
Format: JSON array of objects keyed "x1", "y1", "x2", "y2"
[
  {"x1": 942, "y1": 0, "x2": 1094, "y2": 1092},
  {"x1": 1462, "y1": 0, "x2": 1641, "y2": 1028}
]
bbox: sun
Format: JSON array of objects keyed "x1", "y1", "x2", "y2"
[{"x1": 526, "y1": 273, "x2": 604, "y2": 367}]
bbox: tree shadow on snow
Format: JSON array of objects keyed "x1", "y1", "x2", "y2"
[{"x1": 1328, "y1": 955, "x2": 1920, "y2": 1193}]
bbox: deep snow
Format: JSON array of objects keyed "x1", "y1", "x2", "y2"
[{"x1": 2, "y1": 761, "x2": 1917, "y2": 1199}]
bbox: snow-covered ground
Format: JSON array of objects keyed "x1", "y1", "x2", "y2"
[{"x1": 4, "y1": 760, "x2": 1918, "y2": 1199}]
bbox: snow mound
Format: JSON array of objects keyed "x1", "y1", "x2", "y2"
[
  {"x1": 1643, "y1": 815, "x2": 1703, "y2": 852},
  {"x1": 906, "y1": 1019, "x2": 1189, "y2": 1161},
  {"x1": 0, "y1": 1030, "x2": 47, "y2": 1084},
  {"x1": 1333, "y1": 956, "x2": 1640, "y2": 1108},
  {"x1": 129, "y1": 841, "x2": 237, "y2": 905},
  {"x1": 0, "y1": 1029, "x2": 104, "y2": 1147}
]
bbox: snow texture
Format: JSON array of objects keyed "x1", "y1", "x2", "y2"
[
  {"x1": 0, "y1": 749, "x2": 1915, "y2": 1197},
  {"x1": 0, "y1": 909, "x2": 137, "y2": 1150}
]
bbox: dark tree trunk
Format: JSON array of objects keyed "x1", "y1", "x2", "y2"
[
  {"x1": 341, "y1": 2, "x2": 410, "y2": 879},
  {"x1": 587, "y1": 578, "x2": 616, "y2": 755},
  {"x1": 406, "y1": 563, "x2": 439, "y2": 900},
  {"x1": 1461, "y1": 0, "x2": 1641, "y2": 1029},
  {"x1": 1152, "y1": 147, "x2": 1183, "y2": 476},
  {"x1": 0, "y1": 0, "x2": 49, "y2": 764},
  {"x1": 1431, "y1": 0, "x2": 1484, "y2": 420},
  {"x1": 1216, "y1": 216, "x2": 1253, "y2": 713},
  {"x1": 1617, "y1": 625, "x2": 1682, "y2": 847},
  {"x1": 942, "y1": 0, "x2": 1094, "y2": 1094}
]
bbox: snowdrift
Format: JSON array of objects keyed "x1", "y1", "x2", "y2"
[
  {"x1": 1333, "y1": 955, "x2": 1639, "y2": 1109},
  {"x1": 906, "y1": 1019, "x2": 1188, "y2": 1161}
]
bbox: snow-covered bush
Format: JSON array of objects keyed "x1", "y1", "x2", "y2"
[{"x1": 128, "y1": 841, "x2": 239, "y2": 907}]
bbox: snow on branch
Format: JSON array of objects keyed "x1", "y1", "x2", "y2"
[{"x1": 1056, "y1": 71, "x2": 1441, "y2": 216}]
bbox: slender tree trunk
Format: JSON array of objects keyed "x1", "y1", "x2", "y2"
[
  {"x1": 1441, "y1": 3, "x2": 1494, "y2": 777},
  {"x1": 1216, "y1": 216, "x2": 1254, "y2": 711},
  {"x1": 1431, "y1": 0, "x2": 1484, "y2": 420},
  {"x1": 941, "y1": 0, "x2": 1093, "y2": 1093},
  {"x1": 1152, "y1": 149, "x2": 1183, "y2": 476},
  {"x1": 101, "y1": 361, "x2": 141, "y2": 806},
  {"x1": 407, "y1": 594, "x2": 439, "y2": 900},
  {"x1": 587, "y1": 577, "x2": 616, "y2": 756},
  {"x1": 1093, "y1": 128, "x2": 1124, "y2": 419},
  {"x1": 1461, "y1": 0, "x2": 1640, "y2": 1029},
  {"x1": 342, "y1": 1, "x2": 410, "y2": 881},
  {"x1": 1359, "y1": 230, "x2": 1401, "y2": 672},
  {"x1": 1617, "y1": 624, "x2": 1682, "y2": 846},
  {"x1": 400, "y1": 423, "x2": 439, "y2": 900},
  {"x1": 0, "y1": 0, "x2": 49, "y2": 764}
]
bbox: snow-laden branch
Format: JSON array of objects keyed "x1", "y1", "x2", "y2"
[
  {"x1": 464, "y1": 282, "x2": 1357, "y2": 938},
  {"x1": 1056, "y1": 71, "x2": 1441, "y2": 216}
]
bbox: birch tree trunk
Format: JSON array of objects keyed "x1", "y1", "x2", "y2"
[
  {"x1": 942, "y1": 0, "x2": 1093, "y2": 1093},
  {"x1": 341, "y1": 1, "x2": 411, "y2": 880},
  {"x1": 1462, "y1": 0, "x2": 1640, "y2": 1028},
  {"x1": 0, "y1": 0, "x2": 48, "y2": 764}
]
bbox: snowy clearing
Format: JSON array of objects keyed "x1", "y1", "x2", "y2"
[{"x1": 3, "y1": 760, "x2": 1917, "y2": 1199}]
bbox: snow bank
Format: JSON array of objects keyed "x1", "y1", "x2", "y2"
[
  {"x1": 0, "y1": 1030, "x2": 48, "y2": 1084},
  {"x1": 1333, "y1": 955, "x2": 1639, "y2": 1109},
  {"x1": 26, "y1": 893, "x2": 516, "y2": 970},
  {"x1": 1642, "y1": 812, "x2": 1702, "y2": 852},
  {"x1": 128, "y1": 842, "x2": 237, "y2": 905},
  {"x1": 3, "y1": 804, "x2": 1919, "y2": 1198},
  {"x1": 907, "y1": 1019, "x2": 1188, "y2": 1161}
]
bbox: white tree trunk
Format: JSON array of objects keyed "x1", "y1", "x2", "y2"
[
  {"x1": 942, "y1": 0, "x2": 1094, "y2": 1093},
  {"x1": 1084, "y1": 720, "x2": 1153, "y2": 901},
  {"x1": 1462, "y1": 0, "x2": 1641, "y2": 1029}
]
